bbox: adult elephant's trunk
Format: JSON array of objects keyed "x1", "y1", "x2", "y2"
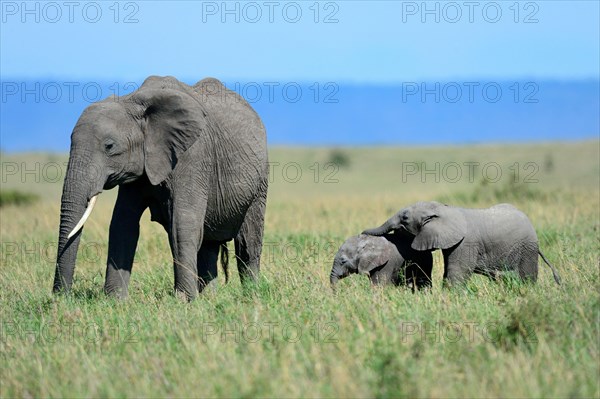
[{"x1": 53, "y1": 157, "x2": 99, "y2": 293}]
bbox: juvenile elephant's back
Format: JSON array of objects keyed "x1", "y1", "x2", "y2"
[
  {"x1": 478, "y1": 206, "x2": 537, "y2": 239},
  {"x1": 490, "y1": 203, "x2": 518, "y2": 211},
  {"x1": 473, "y1": 206, "x2": 538, "y2": 272}
]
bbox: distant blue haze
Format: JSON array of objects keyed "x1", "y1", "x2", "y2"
[{"x1": 1, "y1": 78, "x2": 598, "y2": 151}]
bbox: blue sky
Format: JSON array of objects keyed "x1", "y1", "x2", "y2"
[
  {"x1": 1, "y1": 1, "x2": 599, "y2": 150},
  {"x1": 2, "y1": 1, "x2": 599, "y2": 82}
]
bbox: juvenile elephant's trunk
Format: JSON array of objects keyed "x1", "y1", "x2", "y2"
[
  {"x1": 53, "y1": 156, "x2": 99, "y2": 293},
  {"x1": 329, "y1": 259, "x2": 350, "y2": 289},
  {"x1": 329, "y1": 272, "x2": 340, "y2": 287},
  {"x1": 362, "y1": 220, "x2": 395, "y2": 236}
]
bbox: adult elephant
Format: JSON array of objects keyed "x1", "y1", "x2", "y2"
[{"x1": 53, "y1": 76, "x2": 269, "y2": 301}]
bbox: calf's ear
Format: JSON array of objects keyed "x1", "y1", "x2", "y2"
[
  {"x1": 357, "y1": 236, "x2": 393, "y2": 276},
  {"x1": 412, "y1": 206, "x2": 466, "y2": 251}
]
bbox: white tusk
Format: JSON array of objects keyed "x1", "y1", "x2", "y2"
[{"x1": 67, "y1": 195, "x2": 98, "y2": 239}]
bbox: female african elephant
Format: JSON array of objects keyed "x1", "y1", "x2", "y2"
[
  {"x1": 363, "y1": 201, "x2": 561, "y2": 286},
  {"x1": 330, "y1": 233, "x2": 433, "y2": 291},
  {"x1": 53, "y1": 76, "x2": 268, "y2": 300}
]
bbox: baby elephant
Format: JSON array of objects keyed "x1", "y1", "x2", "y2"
[
  {"x1": 363, "y1": 201, "x2": 561, "y2": 286},
  {"x1": 330, "y1": 233, "x2": 433, "y2": 290}
]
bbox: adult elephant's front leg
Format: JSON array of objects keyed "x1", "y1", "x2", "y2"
[
  {"x1": 104, "y1": 183, "x2": 148, "y2": 298},
  {"x1": 169, "y1": 201, "x2": 206, "y2": 301}
]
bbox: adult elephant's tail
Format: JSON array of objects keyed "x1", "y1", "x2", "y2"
[
  {"x1": 220, "y1": 244, "x2": 229, "y2": 283},
  {"x1": 539, "y1": 250, "x2": 561, "y2": 285}
]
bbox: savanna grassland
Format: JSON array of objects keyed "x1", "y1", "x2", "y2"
[{"x1": 1, "y1": 141, "x2": 599, "y2": 398}]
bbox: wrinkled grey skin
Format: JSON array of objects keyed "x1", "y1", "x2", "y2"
[
  {"x1": 330, "y1": 233, "x2": 433, "y2": 291},
  {"x1": 363, "y1": 201, "x2": 561, "y2": 286},
  {"x1": 53, "y1": 76, "x2": 268, "y2": 300}
]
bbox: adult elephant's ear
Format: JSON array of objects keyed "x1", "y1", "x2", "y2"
[
  {"x1": 136, "y1": 88, "x2": 206, "y2": 185},
  {"x1": 411, "y1": 207, "x2": 466, "y2": 251}
]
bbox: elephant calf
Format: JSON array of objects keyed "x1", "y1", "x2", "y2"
[
  {"x1": 363, "y1": 201, "x2": 561, "y2": 286},
  {"x1": 330, "y1": 233, "x2": 433, "y2": 291}
]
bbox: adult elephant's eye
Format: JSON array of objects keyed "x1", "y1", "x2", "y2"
[{"x1": 105, "y1": 141, "x2": 115, "y2": 153}]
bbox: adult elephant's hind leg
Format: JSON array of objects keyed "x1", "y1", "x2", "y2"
[
  {"x1": 234, "y1": 187, "x2": 267, "y2": 284},
  {"x1": 197, "y1": 241, "x2": 219, "y2": 293}
]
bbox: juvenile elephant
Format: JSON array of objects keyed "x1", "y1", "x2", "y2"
[
  {"x1": 330, "y1": 233, "x2": 433, "y2": 290},
  {"x1": 53, "y1": 76, "x2": 268, "y2": 300},
  {"x1": 363, "y1": 201, "x2": 561, "y2": 286}
]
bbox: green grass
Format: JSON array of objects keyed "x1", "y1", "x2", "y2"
[
  {"x1": 1, "y1": 141, "x2": 599, "y2": 398},
  {"x1": 0, "y1": 190, "x2": 39, "y2": 207}
]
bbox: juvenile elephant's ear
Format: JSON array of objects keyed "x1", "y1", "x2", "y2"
[
  {"x1": 357, "y1": 236, "x2": 393, "y2": 275},
  {"x1": 135, "y1": 88, "x2": 207, "y2": 185},
  {"x1": 411, "y1": 207, "x2": 466, "y2": 251}
]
